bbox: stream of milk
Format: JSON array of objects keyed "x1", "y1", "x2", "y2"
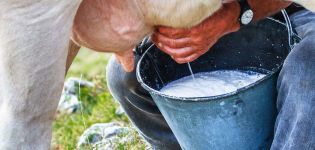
[
  {"x1": 187, "y1": 63, "x2": 195, "y2": 80},
  {"x1": 160, "y1": 70, "x2": 266, "y2": 97}
]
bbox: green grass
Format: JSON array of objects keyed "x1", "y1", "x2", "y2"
[
  {"x1": 65, "y1": 48, "x2": 111, "y2": 78},
  {"x1": 51, "y1": 48, "x2": 146, "y2": 150}
]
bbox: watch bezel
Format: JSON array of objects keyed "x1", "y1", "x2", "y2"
[
  {"x1": 241, "y1": 9, "x2": 254, "y2": 25},
  {"x1": 238, "y1": 0, "x2": 254, "y2": 26}
]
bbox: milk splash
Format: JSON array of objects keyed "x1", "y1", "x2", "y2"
[{"x1": 160, "y1": 70, "x2": 266, "y2": 98}]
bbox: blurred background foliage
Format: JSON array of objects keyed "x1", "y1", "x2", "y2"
[{"x1": 51, "y1": 48, "x2": 146, "y2": 150}]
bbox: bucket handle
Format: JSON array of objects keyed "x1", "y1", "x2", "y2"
[
  {"x1": 145, "y1": 44, "x2": 166, "y2": 86},
  {"x1": 281, "y1": 9, "x2": 297, "y2": 50}
]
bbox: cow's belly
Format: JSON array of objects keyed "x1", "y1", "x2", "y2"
[{"x1": 72, "y1": 0, "x2": 222, "y2": 52}]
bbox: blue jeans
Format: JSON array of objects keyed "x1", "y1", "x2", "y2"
[
  {"x1": 107, "y1": 10, "x2": 315, "y2": 150},
  {"x1": 271, "y1": 10, "x2": 315, "y2": 150}
]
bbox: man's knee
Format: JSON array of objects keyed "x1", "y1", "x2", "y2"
[
  {"x1": 279, "y1": 30, "x2": 315, "y2": 78},
  {"x1": 106, "y1": 56, "x2": 139, "y2": 100},
  {"x1": 272, "y1": 30, "x2": 315, "y2": 149},
  {"x1": 106, "y1": 57, "x2": 125, "y2": 98},
  {"x1": 277, "y1": 31, "x2": 315, "y2": 108}
]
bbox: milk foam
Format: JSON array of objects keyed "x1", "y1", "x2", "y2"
[{"x1": 160, "y1": 70, "x2": 266, "y2": 97}]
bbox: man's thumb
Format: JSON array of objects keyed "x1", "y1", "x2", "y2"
[{"x1": 115, "y1": 50, "x2": 135, "y2": 72}]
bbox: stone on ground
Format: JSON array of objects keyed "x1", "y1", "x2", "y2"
[
  {"x1": 57, "y1": 77, "x2": 94, "y2": 114},
  {"x1": 77, "y1": 122, "x2": 134, "y2": 150}
]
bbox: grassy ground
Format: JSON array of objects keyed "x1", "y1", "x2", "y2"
[{"x1": 51, "y1": 48, "x2": 146, "y2": 150}]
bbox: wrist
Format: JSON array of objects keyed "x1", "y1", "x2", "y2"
[{"x1": 223, "y1": 1, "x2": 241, "y2": 33}]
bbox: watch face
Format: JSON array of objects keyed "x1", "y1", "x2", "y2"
[{"x1": 241, "y1": 10, "x2": 254, "y2": 25}]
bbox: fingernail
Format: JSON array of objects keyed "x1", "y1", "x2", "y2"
[{"x1": 158, "y1": 43, "x2": 163, "y2": 47}]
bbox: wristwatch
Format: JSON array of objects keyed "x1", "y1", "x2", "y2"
[{"x1": 238, "y1": 0, "x2": 254, "y2": 26}]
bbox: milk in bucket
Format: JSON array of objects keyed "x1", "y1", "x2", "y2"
[{"x1": 160, "y1": 70, "x2": 266, "y2": 98}]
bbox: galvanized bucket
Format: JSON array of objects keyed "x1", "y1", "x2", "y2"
[{"x1": 136, "y1": 17, "x2": 299, "y2": 150}]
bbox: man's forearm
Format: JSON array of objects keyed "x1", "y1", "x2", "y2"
[
  {"x1": 248, "y1": 0, "x2": 292, "y2": 21},
  {"x1": 152, "y1": 0, "x2": 294, "y2": 63}
]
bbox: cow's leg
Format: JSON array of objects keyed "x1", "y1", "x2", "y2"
[
  {"x1": 66, "y1": 40, "x2": 81, "y2": 73},
  {"x1": 0, "y1": 1, "x2": 82, "y2": 149}
]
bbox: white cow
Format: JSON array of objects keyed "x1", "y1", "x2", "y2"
[
  {"x1": 0, "y1": 0, "x2": 313, "y2": 149},
  {"x1": 293, "y1": 0, "x2": 315, "y2": 11},
  {"x1": 0, "y1": 0, "x2": 220, "y2": 149}
]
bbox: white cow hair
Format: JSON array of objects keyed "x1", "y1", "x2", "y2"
[
  {"x1": 0, "y1": 0, "x2": 82, "y2": 149},
  {"x1": 137, "y1": 0, "x2": 222, "y2": 28},
  {"x1": 290, "y1": 0, "x2": 315, "y2": 11},
  {"x1": 141, "y1": 0, "x2": 315, "y2": 28}
]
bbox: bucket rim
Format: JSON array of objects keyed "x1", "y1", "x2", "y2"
[{"x1": 136, "y1": 18, "x2": 300, "y2": 102}]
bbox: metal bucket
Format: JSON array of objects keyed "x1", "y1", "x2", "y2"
[{"x1": 136, "y1": 18, "x2": 299, "y2": 150}]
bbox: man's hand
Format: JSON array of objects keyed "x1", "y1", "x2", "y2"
[{"x1": 152, "y1": 1, "x2": 241, "y2": 64}]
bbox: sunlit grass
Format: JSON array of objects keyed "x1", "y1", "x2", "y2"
[{"x1": 51, "y1": 48, "x2": 146, "y2": 150}]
